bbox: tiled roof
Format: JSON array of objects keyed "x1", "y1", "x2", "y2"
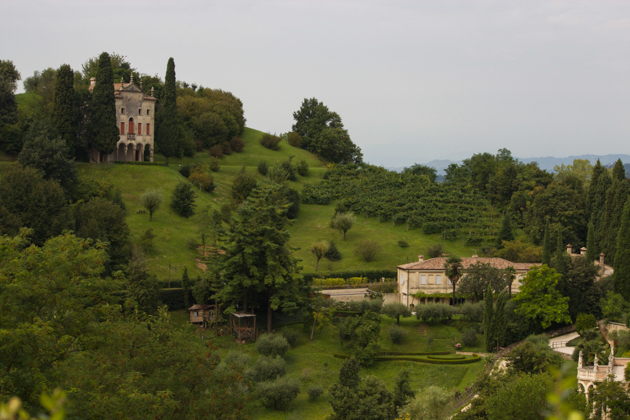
[
  {"x1": 188, "y1": 304, "x2": 214, "y2": 311},
  {"x1": 397, "y1": 257, "x2": 539, "y2": 271}
]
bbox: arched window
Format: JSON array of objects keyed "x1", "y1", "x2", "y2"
[{"x1": 128, "y1": 117, "x2": 135, "y2": 134}]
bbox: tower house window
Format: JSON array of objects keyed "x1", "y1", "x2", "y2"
[
  {"x1": 138, "y1": 123, "x2": 142, "y2": 135},
  {"x1": 146, "y1": 123, "x2": 150, "y2": 135},
  {"x1": 121, "y1": 108, "x2": 125, "y2": 114},
  {"x1": 128, "y1": 118, "x2": 134, "y2": 134},
  {"x1": 120, "y1": 122, "x2": 125, "y2": 135},
  {"x1": 147, "y1": 109, "x2": 150, "y2": 116},
  {"x1": 138, "y1": 109, "x2": 142, "y2": 115},
  {"x1": 436, "y1": 275, "x2": 441, "y2": 285}
]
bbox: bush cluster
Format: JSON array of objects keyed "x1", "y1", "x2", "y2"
[
  {"x1": 296, "y1": 159, "x2": 309, "y2": 176},
  {"x1": 355, "y1": 239, "x2": 381, "y2": 262},
  {"x1": 302, "y1": 270, "x2": 397, "y2": 283},
  {"x1": 209, "y1": 159, "x2": 220, "y2": 172},
  {"x1": 248, "y1": 356, "x2": 286, "y2": 382},
  {"x1": 257, "y1": 376, "x2": 300, "y2": 410},
  {"x1": 461, "y1": 328, "x2": 478, "y2": 347},
  {"x1": 307, "y1": 385, "x2": 323, "y2": 402},
  {"x1": 415, "y1": 304, "x2": 455, "y2": 323},
  {"x1": 458, "y1": 302, "x2": 484, "y2": 323},
  {"x1": 324, "y1": 241, "x2": 342, "y2": 261},
  {"x1": 230, "y1": 136, "x2": 245, "y2": 152},
  {"x1": 257, "y1": 334, "x2": 290, "y2": 358},
  {"x1": 426, "y1": 243, "x2": 444, "y2": 258},
  {"x1": 170, "y1": 182, "x2": 197, "y2": 217},
  {"x1": 397, "y1": 240, "x2": 410, "y2": 248},
  {"x1": 260, "y1": 133, "x2": 282, "y2": 150},
  {"x1": 282, "y1": 330, "x2": 299, "y2": 347},
  {"x1": 257, "y1": 160, "x2": 268, "y2": 176},
  {"x1": 300, "y1": 183, "x2": 331, "y2": 205},
  {"x1": 209, "y1": 145, "x2": 222, "y2": 158},
  {"x1": 224, "y1": 351, "x2": 250, "y2": 367},
  {"x1": 286, "y1": 131, "x2": 302, "y2": 147}
]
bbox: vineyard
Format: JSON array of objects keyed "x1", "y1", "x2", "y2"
[{"x1": 303, "y1": 164, "x2": 501, "y2": 246}]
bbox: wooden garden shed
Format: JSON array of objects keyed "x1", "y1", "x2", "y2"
[
  {"x1": 188, "y1": 304, "x2": 214, "y2": 325},
  {"x1": 230, "y1": 312, "x2": 257, "y2": 343}
]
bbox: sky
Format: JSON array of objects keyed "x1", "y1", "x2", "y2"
[{"x1": 2, "y1": 0, "x2": 630, "y2": 167}]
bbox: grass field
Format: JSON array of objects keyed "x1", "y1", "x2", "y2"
[
  {"x1": 0, "y1": 126, "x2": 485, "y2": 279},
  {"x1": 168, "y1": 312, "x2": 485, "y2": 420}
]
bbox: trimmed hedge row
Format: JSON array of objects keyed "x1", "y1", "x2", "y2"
[
  {"x1": 427, "y1": 355, "x2": 466, "y2": 360},
  {"x1": 113, "y1": 161, "x2": 167, "y2": 166},
  {"x1": 303, "y1": 270, "x2": 397, "y2": 283},
  {"x1": 378, "y1": 351, "x2": 449, "y2": 356},
  {"x1": 333, "y1": 354, "x2": 482, "y2": 365}
]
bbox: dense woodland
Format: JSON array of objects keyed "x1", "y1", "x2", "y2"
[{"x1": 2, "y1": 54, "x2": 630, "y2": 419}]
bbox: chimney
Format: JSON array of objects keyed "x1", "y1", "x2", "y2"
[
  {"x1": 566, "y1": 244, "x2": 572, "y2": 255},
  {"x1": 151, "y1": 86, "x2": 154, "y2": 97},
  {"x1": 418, "y1": 255, "x2": 424, "y2": 262},
  {"x1": 580, "y1": 247, "x2": 587, "y2": 256}
]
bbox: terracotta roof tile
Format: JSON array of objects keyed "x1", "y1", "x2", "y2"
[{"x1": 397, "y1": 257, "x2": 539, "y2": 271}]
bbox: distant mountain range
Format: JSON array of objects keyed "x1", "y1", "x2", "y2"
[{"x1": 388, "y1": 154, "x2": 630, "y2": 175}]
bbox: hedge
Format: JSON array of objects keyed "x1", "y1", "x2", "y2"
[
  {"x1": 113, "y1": 161, "x2": 167, "y2": 166},
  {"x1": 161, "y1": 280, "x2": 183, "y2": 289},
  {"x1": 378, "y1": 351, "x2": 450, "y2": 356},
  {"x1": 303, "y1": 270, "x2": 397, "y2": 283},
  {"x1": 427, "y1": 355, "x2": 466, "y2": 360},
  {"x1": 333, "y1": 353, "x2": 482, "y2": 365},
  {"x1": 332, "y1": 310, "x2": 361, "y2": 317}
]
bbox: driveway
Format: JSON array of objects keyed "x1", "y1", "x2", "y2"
[{"x1": 549, "y1": 332, "x2": 579, "y2": 356}]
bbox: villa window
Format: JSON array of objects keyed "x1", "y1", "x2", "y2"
[
  {"x1": 420, "y1": 275, "x2": 426, "y2": 285},
  {"x1": 146, "y1": 123, "x2": 150, "y2": 135},
  {"x1": 120, "y1": 122, "x2": 124, "y2": 134},
  {"x1": 436, "y1": 275, "x2": 441, "y2": 285},
  {"x1": 147, "y1": 109, "x2": 150, "y2": 116},
  {"x1": 138, "y1": 109, "x2": 142, "y2": 115},
  {"x1": 400, "y1": 275, "x2": 404, "y2": 285},
  {"x1": 138, "y1": 123, "x2": 142, "y2": 135},
  {"x1": 128, "y1": 118, "x2": 134, "y2": 134},
  {"x1": 121, "y1": 107, "x2": 125, "y2": 114}
]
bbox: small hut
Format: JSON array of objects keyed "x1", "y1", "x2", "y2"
[
  {"x1": 188, "y1": 304, "x2": 215, "y2": 325},
  {"x1": 230, "y1": 312, "x2": 257, "y2": 343}
]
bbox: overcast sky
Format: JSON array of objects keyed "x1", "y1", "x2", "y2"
[{"x1": 3, "y1": 0, "x2": 630, "y2": 167}]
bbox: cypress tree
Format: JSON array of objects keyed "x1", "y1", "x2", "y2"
[
  {"x1": 156, "y1": 57, "x2": 179, "y2": 165},
  {"x1": 556, "y1": 224, "x2": 565, "y2": 275},
  {"x1": 484, "y1": 283, "x2": 494, "y2": 353},
  {"x1": 587, "y1": 160, "x2": 605, "y2": 220},
  {"x1": 605, "y1": 181, "x2": 629, "y2": 265},
  {"x1": 542, "y1": 219, "x2": 551, "y2": 266},
  {"x1": 51, "y1": 64, "x2": 76, "y2": 157},
  {"x1": 593, "y1": 171, "x2": 612, "y2": 254},
  {"x1": 586, "y1": 220, "x2": 596, "y2": 262},
  {"x1": 181, "y1": 267, "x2": 191, "y2": 309},
  {"x1": 614, "y1": 199, "x2": 630, "y2": 300},
  {"x1": 89, "y1": 52, "x2": 119, "y2": 156},
  {"x1": 496, "y1": 211, "x2": 514, "y2": 249},
  {"x1": 613, "y1": 159, "x2": 626, "y2": 181},
  {"x1": 492, "y1": 292, "x2": 507, "y2": 348}
]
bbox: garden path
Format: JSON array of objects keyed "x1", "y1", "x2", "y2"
[{"x1": 548, "y1": 332, "x2": 579, "y2": 356}]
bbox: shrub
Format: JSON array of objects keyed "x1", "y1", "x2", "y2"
[
  {"x1": 307, "y1": 385, "x2": 323, "y2": 402},
  {"x1": 257, "y1": 334, "x2": 290, "y2": 358},
  {"x1": 231, "y1": 170, "x2": 258, "y2": 202},
  {"x1": 248, "y1": 356, "x2": 286, "y2": 382},
  {"x1": 398, "y1": 240, "x2": 410, "y2": 248},
  {"x1": 257, "y1": 376, "x2": 300, "y2": 410},
  {"x1": 257, "y1": 160, "x2": 268, "y2": 176},
  {"x1": 260, "y1": 133, "x2": 282, "y2": 150},
  {"x1": 389, "y1": 326, "x2": 406, "y2": 345},
  {"x1": 140, "y1": 228, "x2": 156, "y2": 251},
  {"x1": 347, "y1": 298, "x2": 384, "y2": 314},
  {"x1": 209, "y1": 145, "x2": 223, "y2": 158},
  {"x1": 382, "y1": 302, "x2": 412, "y2": 324},
  {"x1": 170, "y1": 182, "x2": 197, "y2": 218},
  {"x1": 462, "y1": 328, "x2": 478, "y2": 347},
  {"x1": 112, "y1": 189, "x2": 126, "y2": 211},
  {"x1": 282, "y1": 330, "x2": 299, "y2": 347},
  {"x1": 230, "y1": 136, "x2": 245, "y2": 152},
  {"x1": 296, "y1": 159, "x2": 309, "y2": 176},
  {"x1": 209, "y1": 158, "x2": 220, "y2": 172},
  {"x1": 287, "y1": 131, "x2": 302, "y2": 147},
  {"x1": 281, "y1": 159, "x2": 297, "y2": 181},
  {"x1": 324, "y1": 241, "x2": 342, "y2": 261},
  {"x1": 415, "y1": 304, "x2": 454, "y2": 323},
  {"x1": 224, "y1": 351, "x2": 250, "y2": 367},
  {"x1": 220, "y1": 141, "x2": 232, "y2": 155},
  {"x1": 422, "y1": 223, "x2": 442, "y2": 235},
  {"x1": 301, "y1": 183, "x2": 331, "y2": 205},
  {"x1": 186, "y1": 237, "x2": 199, "y2": 250},
  {"x1": 459, "y1": 302, "x2": 484, "y2": 323},
  {"x1": 188, "y1": 165, "x2": 215, "y2": 193},
  {"x1": 426, "y1": 244, "x2": 444, "y2": 258},
  {"x1": 355, "y1": 240, "x2": 381, "y2": 262},
  {"x1": 178, "y1": 164, "x2": 193, "y2": 178}
]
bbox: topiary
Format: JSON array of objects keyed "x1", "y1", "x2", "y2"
[
  {"x1": 256, "y1": 334, "x2": 290, "y2": 358},
  {"x1": 324, "y1": 241, "x2": 342, "y2": 261}
]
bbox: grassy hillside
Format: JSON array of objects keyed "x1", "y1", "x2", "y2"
[{"x1": 0, "y1": 127, "x2": 483, "y2": 280}]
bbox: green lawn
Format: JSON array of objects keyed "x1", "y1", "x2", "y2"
[
  {"x1": 0, "y1": 126, "x2": 486, "y2": 280},
  {"x1": 171, "y1": 313, "x2": 484, "y2": 420}
]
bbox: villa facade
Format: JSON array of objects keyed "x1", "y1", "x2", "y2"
[
  {"x1": 396, "y1": 255, "x2": 539, "y2": 307},
  {"x1": 88, "y1": 75, "x2": 157, "y2": 163}
]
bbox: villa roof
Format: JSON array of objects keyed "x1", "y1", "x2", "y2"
[{"x1": 397, "y1": 257, "x2": 539, "y2": 271}]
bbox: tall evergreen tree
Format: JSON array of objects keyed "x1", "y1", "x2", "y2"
[
  {"x1": 492, "y1": 292, "x2": 507, "y2": 348},
  {"x1": 181, "y1": 267, "x2": 191, "y2": 309},
  {"x1": 586, "y1": 220, "x2": 596, "y2": 262},
  {"x1": 612, "y1": 159, "x2": 626, "y2": 181},
  {"x1": 604, "y1": 180, "x2": 628, "y2": 265},
  {"x1": 156, "y1": 57, "x2": 179, "y2": 165},
  {"x1": 555, "y1": 224, "x2": 565, "y2": 275},
  {"x1": 587, "y1": 159, "x2": 605, "y2": 220},
  {"x1": 52, "y1": 64, "x2": 76, "y2": 157},
  {"x1": 614, "y1": 199, "x2": 630, "y2": 300},
  {"x1": 484, "y1": 284, "x2": 494, "y2": 353},
  {"x1": 542, "y1": 219, "x2": 551, "y2": 266},
  {"x1": 496, "y1": 211, "x2": 515, "y2": 249},
  {"x1": 593, "y1": 170, "x2": 612, "y2": 254},
  {"x1": 89, "y1": 52, "x2": 119, "y2": 156}
]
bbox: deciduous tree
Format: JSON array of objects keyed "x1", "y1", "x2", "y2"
[
  {"x1": 331, "y1": 212, "x2": 355, "y2": 241},
  {"x1": 310, "y1": 240, "x2": 329, "y2": 271},
  {"x1": 140, "y1": 189, "x2": 163, "y2": 221}
]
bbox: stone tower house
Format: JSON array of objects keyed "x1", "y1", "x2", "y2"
[{"x1": 89, "y1": 75, "x2": 157, "y2": 163}]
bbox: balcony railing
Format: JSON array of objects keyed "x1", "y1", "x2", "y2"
[{"x1": 127, "y1": 133, "x2": 135, "y2": 140}]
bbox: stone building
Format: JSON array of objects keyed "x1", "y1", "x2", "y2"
[
  {"x1": 396, "y1": 255, "x2": 539, "y2": 307},
  {"x1": 577, "y1": 346, "x2": 630, "y2": 403},
  {"x1": 88, "y1": 75, "x2": 157, "y2": 163}
]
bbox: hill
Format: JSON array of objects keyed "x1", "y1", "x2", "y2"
[{"x1": 0, "y1": 128, "x2": 488, "y2": 280}]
